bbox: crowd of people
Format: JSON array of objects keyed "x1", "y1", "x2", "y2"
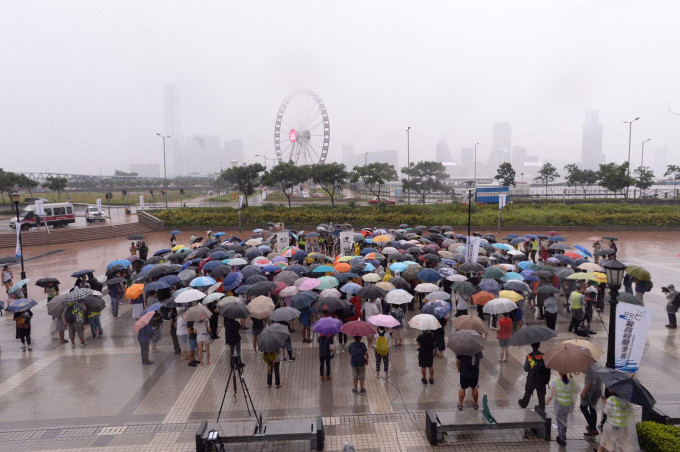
[{"x1": 4, "y1": 223, "x2": 668, "y2": 451}]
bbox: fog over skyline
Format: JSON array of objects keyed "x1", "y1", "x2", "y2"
[{"x1": 2, "y1": 1, "x2": 679, "y2": 176}]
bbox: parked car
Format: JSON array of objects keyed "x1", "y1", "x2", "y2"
[
  {"x1": 368, "y1": 197, "x2": 396, "y2": 205},
  {"x1": 85, "y1": 206, "x2": 106, "y2": 223}
]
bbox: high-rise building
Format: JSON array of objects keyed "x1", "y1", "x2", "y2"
[
  {"x1": 489, "y1": 149, "x2": 509, "y2": 173},
  {"x1": 164, "y1": 84, "x2": 184, "y2": 176},
  {"x1": 342, "y1": 143, "x2": 357, "y2": 169},
  {"x1": 183, "y1": 134, "x2": 223, "y2": 174},
  {"x1": 435, "y1": 140, "x2": 451, "y2": 162},
  {"x1": 654, "y1": 147, "x2": 668, "y2": 177},
  {"x1": 581, "y1": 110, "x2": 605, "y2": 170},
  {"x1": 511, "y1": 146, "x2": 527, "y2": 171},
  {"x1": 460, "y1": 148, "x2": 474, "y2": 177},
  {"x1": 492, "y1": 123, "x2": 512, "y2": 155}
]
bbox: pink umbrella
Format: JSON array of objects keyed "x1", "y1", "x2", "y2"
[
  {"x1": 341, "y1": 320, "x2": 377, "y2": 337},
  {"x1": 299, "y1": 278, "x2": 321, "y2": 291},
  {"x1": 133, "y1": 311, "x2": 155, "y2": 333},
  {"x1": 367, "y1": 314, "x2": 400, "y2": 328}
]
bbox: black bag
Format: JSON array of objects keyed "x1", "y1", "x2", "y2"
[
  {"x1": 645, "y1": 281, "x2": 653, "y2": 292},
  {"x1": 575, "y1": 326, "x2": 590, "y2": 337},
  {"x1": 672, "y1": 293, "x2": 680, "y2": 307},
  {"x1": 63, "y1": 304, "x2": 76, "y2": 323}
]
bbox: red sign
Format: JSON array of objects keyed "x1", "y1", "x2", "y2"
[{"x1": 289, "y1": 129, "x2": 297, "y2": 142}]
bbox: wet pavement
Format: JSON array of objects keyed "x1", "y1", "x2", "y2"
[{"x1": 0, "y1": 230, "x2": 678, "y2": 451}]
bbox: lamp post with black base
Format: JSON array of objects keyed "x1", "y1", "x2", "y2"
[
  {"x1": 10, "y1": 193, "x2": 27, "y2": 297},
  {"x1": 603, "y1": 259, "x2": 626, "y2": 369}
]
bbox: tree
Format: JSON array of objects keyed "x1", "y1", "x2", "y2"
[
  {"x1": 597, "y1": 162, "x2": 633, "y2": 197},
  {"x1": 401, "y1": 161, "x2": 450, "y2": 204},
  {"x1": 262, "y1": 162, "x2": 310, "y2": 207},
  {"x1": 114, "y1": 170, "x2": 138, "y2": 176},
  {"x1": 42, "y1": 176, "x2": 68, "y2": 201},
  {"x1": 350, "y1": 162, "x2": 398, "y2": 202},
  {"x1": 633, "y1": 166, "x2": 654, "y2": 196},
  {"x1": 563, "y1": 164, "x2": 598, "y2": 196},
  {"x1": 665, "y1": 164, "x2": 680, "y2": 199},
  {"x1": 0, "y1": 169, "x2": 38, "y2": 205},
  {"x1": 310, "y1": 162, "x2": 348, "y2": 206},
  {"x1": 219, "y1": 163, "x2": 265, "y2": 207},
  {"x1": 494, "y1": 162, "x2": 516, "y2": 187},
  {"x1": 534, "y1": 163, "x2": 560, "y2": 197}
]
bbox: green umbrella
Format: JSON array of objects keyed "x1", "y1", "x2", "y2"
[
  {"x1": 482, "y1": 267, "x2": 506, "y2": 279},
  {"x1": 402, "y1": 264, "x2": 423, "y2": 280},
  {"x1": 452, "y1": 281, "x2": 477, "y2": 295},
  {"x1": 625, "y1": 266, "x2": 651, "y2": 282}
]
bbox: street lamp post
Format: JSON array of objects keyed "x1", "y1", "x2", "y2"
[
  {"x1": 156, "y1": 133, "x2": 170, "y2": 208},
  {"x1": 641, "y1": 138, "x2": 651, "y2": 167},
  {"x1": 406, "y1": 127, "x2": 411, "y2": 204},
  {"x1": 254, "y1": 154, "x2": 268, "y2": 169},
  {"x1": 623, "y1": 117, "x2": 639, "y2": 200},
  {"x1": 11, "y1": 193, "x2": 27, "y2": 297},
  {"x1": 474, "y1": 142, "x2": 479, "y2": 182},
  {"x1": 465, "y1": 180, "x2": 476, "y2": 262},
  {"x1": 603, "y1": 259, "x2": 626, "y2": 369}
]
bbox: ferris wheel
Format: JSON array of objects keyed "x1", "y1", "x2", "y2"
[{"x1": 274, "y1": 89, "x2": 330, "y2": 165}]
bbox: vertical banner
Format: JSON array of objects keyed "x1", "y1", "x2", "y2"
[
  {"x1": 339, "y1": 231, "x2": 355, "y2": 256},
  {"x1": 465, "y1": 236, "x2": 480, "y2": 263},
  {"x1": 238, "y1": 195, "x2": 244, "y2": 209},
  {"x1": 96, "y1": 198, "x2": 103, "y2": 214},
  {"x1": 276, "y1": 231, "x2": 289, "y2": 252},
  {"x1": 498, "y1": 194, "x2": 507, "y2": 210},
  {"x1": 35, "y1": 199, "x2": 45, "y2": 216},
  {"x1": 139, "y1": 195, "x2": 145, "y2": 210},
  {"x1": 15, "y1": 226, "x2": 22, "y2": 258},
  {"x1": 615, "y1": 302, "x2": 653, "y2": 373}
]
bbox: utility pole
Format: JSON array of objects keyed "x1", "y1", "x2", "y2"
[
  {"x1": 156, "y1": 133, "x2": 170, "y2": 208},
  {"x1": 406, "y1": 127, "x2": 411, "y2": 204}
]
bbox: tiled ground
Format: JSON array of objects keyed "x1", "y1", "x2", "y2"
[{"x1": 0, "y1": 244, "x2": 678, "y2": 451}]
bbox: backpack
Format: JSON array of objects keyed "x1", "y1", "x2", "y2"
[
  {"x1": 673, "y1": 293, "x2": 680, "y2": 307},
  {"x1": 263, "y1": 352, "x2": 277, "y2": 365},
  {"x1": 531, "y1": 355, "x2": 551, "y2": 385},
  {"x1": 376, "y1": 334, "x2": 388, "y2": 356},
  {"x1": 350, "y1": 343, "x2": 367, "y2": 366},
  {"x1": 64, "y1": 303, "x2": 84, "y2": 324},
  {"x1": 645, "y1": 281, "x2": 653, "y2": 293},
  {"x1": 63, "y1": 303, "x2": 76, "y2": 323}
]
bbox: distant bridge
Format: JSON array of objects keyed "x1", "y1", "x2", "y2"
[{"x1": 17, "y1": 171, "x2": 164, "y2": 184}]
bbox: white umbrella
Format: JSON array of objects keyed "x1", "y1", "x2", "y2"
[
  {"x1": 578, "y1": 262, "x2": 603, "y2": 272},
  {"x1": 482, "y1": 297, "x2": 518, "y2": 315},
  {"x1": 278, "y1": 286, "x2": 299, "y2": 297},
  {"x1": 384, "y1": 289, "x2": 413, "y2": 305},
  {"x1": 424, "y1": 291, "x2": 451, "y2": 301},
  {"x1": 446, "y1": 274, "x2": 467, "y2": 282},
  {"x1": 381, "y1": 247, "x2": 399, "y2": 255},
  {"x1": 319, "y1": 288, "x2": 342, "y2": 298},
  {"x1": 175, "y1": 288, "x2": 206, "y2": 304},
  {"x1": 414, "y1": 283, "x2": 439, "y2": 293},
  {"x1": 201, "y1": 292, "x2": 225, "y2": 305},
  {"x1": 408, "y1": 313, "x2": 442, "y2": 331},
  {"x1": 207, "y1": 282, "x2": 223, "y2": 294}
]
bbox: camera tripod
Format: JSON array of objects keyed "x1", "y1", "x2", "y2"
[{"x1": 216, "y1": 354, "x2": 261, "y2": 430}]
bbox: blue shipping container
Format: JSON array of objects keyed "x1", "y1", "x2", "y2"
[{"x1": 475, "y1": 186, "x2": 509, "y2": 204}]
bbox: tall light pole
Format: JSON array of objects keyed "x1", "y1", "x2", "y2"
[
  {"x1": 623, "y1": 117, "x2": 639, "y2": 200},
  {"x1": 474, "y1": 142, "x2": 479, "y2": 182},
  {"x1": 156, "y1": 133, "x2": 170, "y2": 208},
  {"x1": 406, "y1": 127, "x2": 411, "y2": 204},
  {"x1": 465, "y1": 180, "x2": 476, "y2": 263},
  {"x1": 254, "y1": 154, "x2": 268, "y2": 169},
  {"x1": 603, "y1": 259, "x2": 626, "y2": 369},
  {"x1": 11, "y1": 193, "x2": 27, "y2": 297},
  {"x1": 641, "y1": 138, "x2": 651, "y2": 167}
]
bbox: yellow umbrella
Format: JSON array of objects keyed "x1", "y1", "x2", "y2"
[
  {"x1": 561, "y1": 338, "x2": 603, "y2": 359},
  {"x1": 590, "y1": 272, "x2": 607, "y2": 284},
  {"x1": 172, "y1": 244, "x2": 186, "y2": 252},
  {"x1": 372, "y1": 235, "x2": 392, "y2": 243},
  {"x1": 337, "y1": 256, "x2": 356, "y2": 263},
  {"x1": 498, "y1": 290, "x2": 523, "y2": 302},
  {"x1": 567, "y1": 273, "x2": 597, "y2": 282}
]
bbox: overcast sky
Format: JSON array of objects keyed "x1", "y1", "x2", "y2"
[{"x1": 1, "y1": 0, "x2": 679, "y2": 176}]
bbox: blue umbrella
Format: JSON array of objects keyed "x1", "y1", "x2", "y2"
[
  {"x1": 493, "y1": 243, "x2": 514, "y2": 251},
  {"x1": 548, "y1": 236, "x2": 566, "y2": 242},
  {"x1": 501, "y1": 272, "x2": 524, "y2": 281},
  {"x1": 418, "y1": 268, "x2": 442, "y2": 283},
  {"x1": 202, "y1": 261, "x2": 222, "y2": 272},
  {"x1": 478, "y1": 278, "x2": 501, "y2": 295},
  {"x1": 517, "y1": 261, "x2": 533, "y2": 270},
  {"x1": 360, "y1": 248, "x2": 379, "y2": 255},
  {"x1": 291, "y1": 291, "x2": 318, "y2": 309},
  {"x1": 141, "y1": 264, "x2": 155, "y2": 273},
  {"x1": 145, "y1": 280, "x2": 171, "y2": 291},
  {"x1": 141, "y1": 302, "x2": 163, "y2": 316},
  {"x1": 291, "y1": 251, "x2": 308, "y2": 262},
  {"x1": 573, "y1": 245, "x2": 593, "y2": 257},
  {"x1": 438, "y1": 267, "x2": 457, "y2": 277},
  {"x1": 258, "y1": 245, "x2": 272, "y2": 253},
  {"x1": 8, "y1": 279, "x2": 30, "y2": 294},
  {"x1": 504, "y1": 281, "x2": 532, "y2": 292},
  {"x1": 524, "y1": 234, "x2": 537, "y2": 239},
  {"x1": 262, "y1": 265, "x2": 281, "y2": 273},
  {"x1": 190, "y1": 276, "x2": 217, "y2": 287},
  {"x1": 234, "y1": 285, "x2": 251, "y2": 294},
  {"x1": 170, "y1": 230, "x2": 181, "y2": 235},
  {"x1": 340, "y1": 282, "x2": 361, "y2": 294},
  {"x1": 154, "y1": 249, "x2": 172, "y2": 256},
  {"x1": 389, "y1": 262, "x2": 408, "y2": 273},
  {"x1": 71, "y1": 269, "x2": 95, "y2": 277},
  {"x1": 6, "y1": 298, "x2": 38, "y2": 313},
  {"x1": 107, "y1": 259, "x2": 131, "y2": 270},
  {"x1": 286, "y1": 264, "x2": 308, "y2": 276},
  {"x1": 210, "y1": 251, "x2": 230, "y2": 260},
  {"x1": 337, "y1": 272, "x2": 359, "y2": 282},
  {"x1": 503, "y1": 234, "x2": 519, "y2": 239},
  {"x1": 223, "y1": 272, "x2": 244, "y2": 291},
  {"x1": 213, "y1": 232, "x2": 226, "y2": 237},
  {"x1": 553, "y1": 254, "x2": 576, "y2": 266},
  {"x1": 510, "y1": 237, "x2": 528, "y2": 245},
  {"x1": 159, "y1": 275, "x2": 181, "y2": 286},
  {"x1": 363, "y1": 263, "x2": 376, "y2": 272}
]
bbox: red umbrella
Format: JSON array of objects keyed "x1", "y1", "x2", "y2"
[
  {"x1": 340, "y1": 320, "x2": 377, "y2": 337},
  {"x1": 133, "y1": 311, "x2": 155, "y2": 333},
  {"x1": 270, "y1": 281, "x2": 288, "y2": 296},
  {"x1": 564, "y1": 252, "x2": 582, "y2": 259},
  {"x1": 471, "y1": 291, "x2": 495, "y2": 306},
  {"x1": 547, "y1": 231, "x2": 560, "y2": 236}
]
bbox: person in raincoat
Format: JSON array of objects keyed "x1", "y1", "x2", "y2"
[
  {"x1": 596, "y1": 392, "x2": 640, "y2": 452},
  {"x1": 545, "y1": 372, "x2": 580, "y2": 447}
]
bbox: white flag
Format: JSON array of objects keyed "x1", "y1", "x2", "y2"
[
  {"x1": 238, "y1": 195, "x2": 244, "y2": 209},
  {"x1": 339, "y1": 231, "x2": 355, "y2": 256},
  {"x1": 35, "y1": 199, "x2": 45, "y2": 216},
  {"x1": 139, "y1": 195, "x2": 145, "y2": 210},
  {"x1": 276, "y1": 231, "x2": 289, "y2": 252},
  {"x1": 15, "y1": 226, "x2": 22, "y2": 258},
  {"x1": 465, "y1": 236, "x2": 480, "y2": 263},
  {"x1": 96, "y1": 198, "x2": 102, "y2": 214},
  {"x1": 498, "y1": 194, "x2": 507, "y2": 210}
]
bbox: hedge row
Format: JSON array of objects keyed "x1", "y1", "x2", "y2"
[
  {"x1": 637, "y1": 421, "x2": 680, "y2": 452},
  {"x1": 150, "y1": 203, "x2": 680, "y2": 228}
]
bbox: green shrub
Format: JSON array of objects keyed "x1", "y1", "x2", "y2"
[{"x1": 637, "y1": 421, "x2": 680, "y2": 452}]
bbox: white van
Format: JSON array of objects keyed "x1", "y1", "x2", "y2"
[{"x1": 9, "y1": 202, "x2": 76, "y2": 230}]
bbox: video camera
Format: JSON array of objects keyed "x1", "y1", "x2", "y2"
[{"x1": 231, "y1": 353, "x2": 245, "y2": 370}]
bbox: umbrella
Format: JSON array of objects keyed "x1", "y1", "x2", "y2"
[
  {"x1": 498, "y1": 290, "x2": 523, "y2": 302},
  {"x1": 595, "y1": 367, "x2": 656, "y2": 410},
  {"x1": 418, "y1": 268, "x2": 442, "y2": 283},
  {"x1": 107, "y1": 259, "x2": 131, "y2": 270},
  {"x1": 319, "y1": 288, "x2": 341, "y2": 298},
  {"x1": 145, "y1": 280, "x2": 171, "y2": 292},
  {"x1": 71, "y1": 269, "x2": 95, "y2": 277},
  {"x1": 6, "y1": 298, "x2": 38, "y2": 313},
  {"x1": 362, "y1": 273, "x2": 382, "y2": 283},
  {"x1": 341, "y1": 320, "x2": 377, "y2": 336},
  {"x1": 508, "y1": 326, "x2": 557, "y2": 346},
  {"x1": 452, "y1": 315, "x2": 489, "y2": 335},
  {"x1": 503, "y1": 281, "x2": 531, "y2": 292},
  {"x1": 290, "y1": 291, "x2": 318, "y2": 309},
  {"x1": 543, "y1": 343, "x2": 596, "y2": 374},
  {"x1": 573, "y1": 245, "x2": 593, "y2": 257},
  {"x1": 447, "y1": 330, "x2": 486, "y2": 356},
  {"x1": 604, "y1": 293, "x2": 641, "y2": 305},
  {"x1": 175, "y1": 288, "x2": 206, "y2": 304},
  {"x1": 339, "y1": 282, "x2": 361, "y2": 295},
  {"x1": 402, "y1": 264, "x2": 423, "y2": 280},
  {"x1": 493, "y1": 243, "x2": 514, "y2": 251},
  {"x1": 141, "y1": 302, "x2": 163, "y2": 316},
  {"x1": 537, "y1": 285, "x2": 560, "y2": 295},
  {"x1": 127, "y1": 234, "x2": 145, "y2": 240},
  {"x1": 134, "y1": 311, "x2": 156, "y2": 333},
  {"x1": 385, "y1": 289, "x2": 413, "y2": 305},
  {"x1": 562, "y1": 339, "x2": 604, "y2": 359},
  {"x1": 313, "y1": 297, "x2": 350, "y2": 312},
  {"x1": 299, "y1": 278, "x2": 321, "y2": 291},
  {"x1": 602, "y1": 236, "x2": 618, "y2": 241},
  {"x1": 471, "y1": 291, "x2": 495, "y2": 306},
  {"x1": 245, "y1": 281, "x2": 278, "y2": 297},
  {"x1": 258, "y1": 323, "x2": 291, "y2": 353},
  {"x1": 482, "y1": 267, "x2": 506, "y2": 279},
  {"x1": 270, "y1": 306, "x2": 301, "y2": 322},
  {"x1": 317, "y1": 276, "x2": 340, "y2": 289},
  {"x1": 35, "y1": 277, "x2": 61, "y2": 288},
  {"x1": 424, "y1": 291, "x2": 450, "y2": 301},
  {"x1": 408, "y1": 313, "x2": 441, "y2": 330},
  {"x1": 549, "y1": 243, "x2": 571, "y2": 251},
  {"x1": 312, "y1": 316, "x2": 343, "y2": 335},
  {"x1": 451, "y1": 281, "x2": 477, "y2": 295},
  {"x1": 357, "y1": 285, "x2": 386, "y2": 300},
  {"x1": 182, "y1": 304, "x2": 212, "y2": 322},
  {"x1": 567, "y1": 273, "x2": 597, "y2": 282},
  {"x1": 459, "y1": 262, "x2": 484, "y2": 273},
  {"x1": 201, "y1": 292, "x2": 225, "y2": 305},
  {"x1": 367, "y1": 314, "x2": 400, "y2": 328},
  {"x1": 219, "y1": 302, "x2": 250, "y2": 319},
  {"x1": 273, "y1": 271, "x2": 299, "y2": 286},
  {"x1": 190, "y1": 276, "x2": 217, "y2": 287},
  {"x1": 125, "y1": 284, "x2": 145, "y2": 300},
  {"x1": 389, "y1": 277, "x2": 412, "y2": 290},
  {"x1": 414, "y1": 283, "x2": 439, "y2": 293},
  {"x1": 170, "y1": 230, "x2": 181, "y2": 235},
  {"x1": 279, "y1": 286, "x2": 299, "y2": 298},
  {"x1": 223, "y1": 272, "x2": 244, "y2": 291},
  {"x1": 153, "y1": 249, "x2": 172, "y2": 257},
  {"x1": 65, "y1": 287, "x2": 93, "y2": 302},
  {"x1": 483, "y1": 298, "x2": 518, "y2": 314},
  {"x1": 247, "y1": 295, "x2": 275, "y2": 319},
  {"x1": 625, "y1": 266, "x2": 651, "y2": 282},
  {"x1": 82, "y1": 295, "x2": 106, "y2": 311},
  {"x1": 594, "y1": 249, "x2": 615, "y2": 257},
  {"x1": 421, "y1": 301, "x2": 452, "y2": 319},
  {"x1": 217, "y1": 296, "x2": 240, "y2": 306}
]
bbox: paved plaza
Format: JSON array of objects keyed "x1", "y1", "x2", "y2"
[{"x1": 0, "y1": 230, "x2": 678, "y2": 451}]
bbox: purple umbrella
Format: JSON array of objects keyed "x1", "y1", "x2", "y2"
[{"x1": 311, "y1": 316, "x2": 343, "y2": 335}]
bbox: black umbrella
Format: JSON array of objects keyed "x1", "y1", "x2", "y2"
[
  {"x1": 71, "y1": 269, "x2": 95, "y2": 278},
  {"x1": 106, "y1": 265, "x2": 126, "y2": 277},
  {"x1": 82, "y1": 295, "x2": 106, "y2": 311},
  {"x1": 194, "y1": 248, "x2": 211, "y2": 258},
  {"x1": 536, "y1": 285, "x2": 560, "y2": 295},
  {"x1": 210, "y1": 265, "x2": 232, "y2": 279},
  {"x1": 273, "y1": 271, "x2": 299, "y2": 286},
  {"x1": 313, "y1": 297, "x2": 351, "y2": 312},
  {"x1": 389, "y1": 277, "x2": 411, "y2": 290},
  {"x1": 594, "y1": 248, "x2": 615, "y2": 257},
  {"x1": 258, "y1": 323, "x2": 290, "y2": 353},
  {"x1": 127, "y1": 234, "x2": 145, "y2": 240},
  {"x1": 105, "y1": 277, "x2": 126, "y2": 286},
  {"x1": 290, "y1": 291, "x2": 317, "y2": 309},
  {"x1": 508, "y1": 326, "x2": 557, "y2": 346},
  {"x1": 143, "y1": 256, "x2": 163, "y2": 265},
  {"x1": 532, "y1": 270, "x2": 554, "y2": 278},
  {"x1": 148, "y1": 265, "x2": 175, "y2": 280},
  {"x1": 601, "y1": 236, "x2": 618, "y2": 241},
  {"x1": 166, "y1": 253, "x2": 184, "y2": 263},
  {"x1": 286, "y1": 264, "x2": 308, "y2": 276},
  {"x1": 219, "y1": 302, "x2": 250, "y2": 319},
  {"x1": 240, "y1": 266, "x2": 262, "y2": 280},
  {"x1": 245, "y1": 274, "x2": 268, "y2": 285},
  {"x1": 596, "y1": 367, "x2": 656, "y2": 410},
  {"x1": 35, "y1": 277, "x2": 60, "y2": 287},
  {"x1": 227, "y1": 243, "x2": 245, "y2": 254},
  {"x1": 245, "y1": 281, "x2": 278, "y2": 297},
  {"x1": 504, "y1": 281, "x2": 531, "y2": 292},
  {"x1": 357, "y1": 285, "x2": 386, "y2": 300},
  {"x1": 459, "y1": 262, "x2": 483, "y2": 273}
]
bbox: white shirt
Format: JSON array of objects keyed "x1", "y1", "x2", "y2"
[
  {"x1": 363, "y1": 300, "x2": 381, "y2": 319},
  {"x1": 455, "y1": 293, "x2": 469, "y2": 311},
  {"x1": 194, "y1": 320, "x2": 210, "y2": 341},
  {"x1": 3, "y1": 269, "x2": 12, "y2": 283},
  {"x1": 176, "y1": 315, "x2": 188, "y2": 336}
]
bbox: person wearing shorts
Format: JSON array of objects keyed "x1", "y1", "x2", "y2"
[
  {"x1": 348, "y1": 336, "x2": 368, "y2": 395},
  {"x1": 417, "y1": 331, "x2": 436, "y2": 384},
  {"x1": 457, "y1": 352, "x2": 483, "y2": 410},
  {"x1": 493, "y1": 312, "x2": 512, "y2": 363},
  {"x1": 300, "y1": 306, "x2": 312, "y2": 343},
  {"x1": 176, "y1": 308, "x2": 189, "y2": 360},
  {"x1": 194, "y1": 318, "x2": 211, "y2": 366},
  {"x1": 187, "y1": 321, "x2": 199, "y2": 367}
]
